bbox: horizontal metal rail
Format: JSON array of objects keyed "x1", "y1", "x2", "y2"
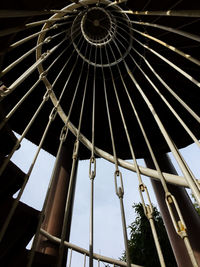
[{"x1": 40, "y1": 229, "x2": 143, "y2": 267}]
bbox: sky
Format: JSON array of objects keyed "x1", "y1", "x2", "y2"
[{"x1": 12, "y1": 136, "x2": 200, "y2": 266}]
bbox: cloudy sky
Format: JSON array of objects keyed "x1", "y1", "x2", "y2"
[{"x1": 12, "y1": 137, "x2": 199, "y2": 266}]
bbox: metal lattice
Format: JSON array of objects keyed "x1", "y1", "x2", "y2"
[{"x1": 0, "y1": 0, "x2": 200, "y2": 266}]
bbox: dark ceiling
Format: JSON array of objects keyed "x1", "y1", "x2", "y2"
[{"x1": 0, "y1": 0, "x2": 200, "y2": 160}]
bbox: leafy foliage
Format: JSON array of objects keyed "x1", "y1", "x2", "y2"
[
  {"x1": 121, "y1": 203, "x2": 177, "y2": 267},
  {"x1": 191, "y1": 193, "x2": 200, "y2": 216}
]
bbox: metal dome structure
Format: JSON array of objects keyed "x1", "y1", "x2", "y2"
[{"x1": 0, "y1": 0, "x2": 200, "y2": 266}]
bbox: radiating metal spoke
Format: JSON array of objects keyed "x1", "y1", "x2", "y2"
[
  {"x1": 112, "y1": 21, "x2": 200, "y2": 124},
  {"x1": 0, "y1": 16, "x2": 71, "y2": 37},
  {"x1": 1, "y1": 30, "x2": 66, "y2": 77},
  {"x1": 1, "y1": 2, "x2": 200, "y2": 266},
  {"x1": 132, "y1": 28, "x2": 200, "y2": 66},
  {"x1": 57, "y1": 42, "x2": 89, "y2": 267},
  {"x1": 1, "y1": 35, "x2": 69, "y2": 99},
  {"x1": 119, "y1": 9, "x2": 200, "y2": 18},
  {"x1": 112, "y1": 29, "x2": 200, "y2": 149},
  {"x1": 130, "y1": 20, "x2": 200, "y2": 43},
  {"x1": 108, "y1": 39, "x2": 166, "y2": 266}
]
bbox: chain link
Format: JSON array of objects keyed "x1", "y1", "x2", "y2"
[
  {"x1": 139, "y1": 183, "x2": 153, "y2": 219},
  {"x1": 43, "y1": 90, "x2": 51, "y2": 101},
  {"x1": 40, "y1": 70, "x2": 48, "y2": 81},
  {"x1": 44, "y1": 36, "x2": 52, "y2": 44},
  {"x1": 59, "y1": 125, "x2": 68, "y2": 141},
  {"x1": 89, "y1": 156, "x2": 96, "y2": 179},
  {"x1": 114, "y1": 170, "x2": 124, "y2": 198},
  {"x1": 165, "y1": 193, "x2": 187, "y2": 238},
  {"x1": 73, "y1": 140, "x2": 79, "y2": 160},
  {"x1": 49, "y1": 106, "x2": 57, "y2": 120}
]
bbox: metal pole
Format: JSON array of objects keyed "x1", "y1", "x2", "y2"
[
  {"x1": 145, "y1": 154, "x2": 200, "y2": 267},
  {"x1": 36, "y1": 143, "x2": 77, "y2": 266}
]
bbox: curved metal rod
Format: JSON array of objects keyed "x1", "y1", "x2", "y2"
[
  {"x1": 35, "y1": 0, "x2": 200, "y2": 187},
  {"x1": 40, "y1": 229, "x2": 143, "y2": 267}
]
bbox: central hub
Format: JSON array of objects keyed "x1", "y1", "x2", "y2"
[{"x1": 81, "y1": 7, "x2": 113, "y2": 45}]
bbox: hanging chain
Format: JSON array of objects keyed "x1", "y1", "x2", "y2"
[
  {"x1": 114, "y1": 170, "x2": 124, "y2": 198},
  {"x1": 89, "y1": 156, "x2": 96, "y2": 180},
  {"x1": 108, "y1": 34, "x2": 165, "y2": 267}
]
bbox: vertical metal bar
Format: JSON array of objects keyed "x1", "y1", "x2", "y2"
[
  {"x1": 68, "y1": 248, "x2": 73, "y2": 267},
  {"x1": 148, "y1": 214, "x2": 166, "y2": 267},
  {"x1": 83, "y1": 253, "x2": 86, "y2": 267},
  {"x1": 89, "y1": 177, "x2": 94, "y2": 267},
  {"x1": 183, "y1": 238, "x2": 198, "y2": 267},
  {"x1": 110, "y1": 26, "x2": 199, "y2": 266},
  {"x1": 118, "y1": 189, "x2": 131, "y2": 267},
  {"x1": 114, "y1": 171, "x2": 131, "y2": 267},
  {"x1": 89, "y1": 43, "x2": 97, "y2": 267}
]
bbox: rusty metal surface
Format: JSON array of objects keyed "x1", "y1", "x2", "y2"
[{"x1": 36, "y1": 144, "x2": 77, "y2": 267}]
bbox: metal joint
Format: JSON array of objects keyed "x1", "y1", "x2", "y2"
[
  {"x1": 73, "y1": 140, "x2": 79, "y2": 159},
  {"x1": 0, "y1": 82, "x2": 9, "y2": 98},
  {"x1": 41, "y1": 51, "x2": 48, "y2": 59},
  {"x1": 49, "y1": 107, "x2": 57, "y2": 120},
  {"x1": 0, "y1": 89, "x2": 8, "y2": 98},
  {"x1": 60, "y1": 126, "x2": 68, "y2": 141},
  {"x1": 52, "y1": 24, "x2": 58, "y2": 29},
  {"x1": 165, "y1": 193, "x2": 187, "y2": 238},
  {"x1": 44, "y1": 36, "x2": 52, "y2": 44},
  {"x1": 139, "y1": 183, "x2": 153, "y2": 218},
  {"x1": 139, "y1": 183, "x2": 145, "y2": 192},
  {"x1": 43, "y1": 90, "x2": 50, "y2": 101},
  {"x1": 146, "y1": 205, "x2": 153, "y2": 220},
  {"x1": 89, "y1": 156, "x2": 96, "y2": 179},
  {"x1": 114, "y1": 170, "x2": 124, "y2": 198},
  {"x1": 40, "y1": 71, "x2": 48, "y2": 81}
]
